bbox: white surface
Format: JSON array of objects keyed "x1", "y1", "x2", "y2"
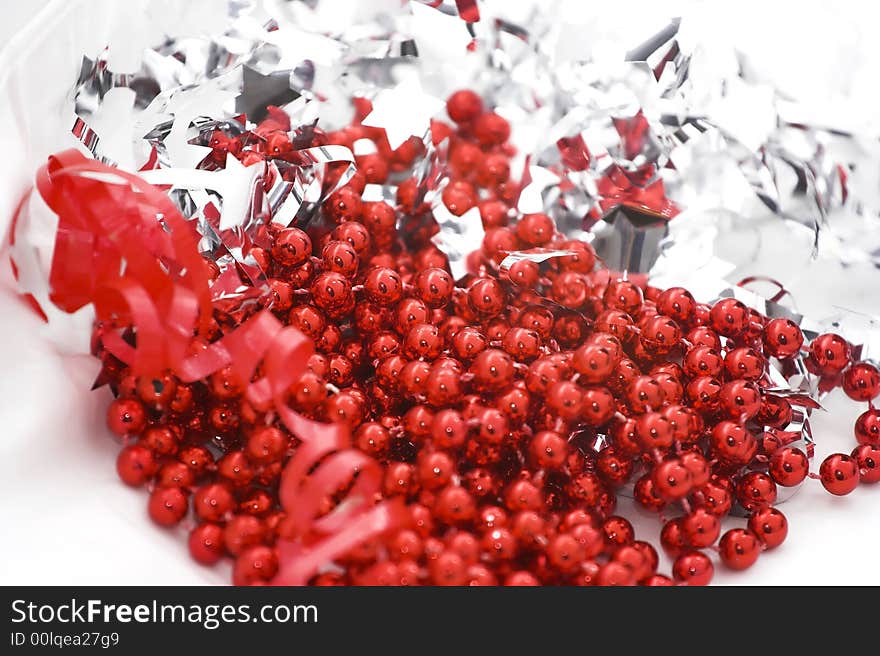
[{"x1": 0, "y1": 0, "x2": 878, "y2": 586}]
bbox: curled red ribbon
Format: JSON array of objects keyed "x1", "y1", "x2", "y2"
[{"x1": 31, "y1": 150, "x2": 402, "y2": 585}]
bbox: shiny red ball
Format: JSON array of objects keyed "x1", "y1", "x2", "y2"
[
  {"x1": 819, "y1": 453, "x2": 860, "y2": 496},
  {"x1": 842, "y1": 362, "x2": 880, "y2": 402},
  {"x1": 672, "y1": 550, "x2": 714, "y2": 586},
  {"x1": 808, "y1": 333, "x2": 852, "y2": 377},
  {"x1": 718, "y1": 528, "x2": 761, "y2": 571},
  {"x1": 763, "y1": 318, "x2": 804, "y2": 359},
  {"x1": 748, "y1": 507, "x2": 788, "y2": 549},
  {"x1": 852, "y1": 444, "x2": 880, "y2": 484},
  {"x1": 148, "y1": 486, "x2": 189, "y2": 527}
]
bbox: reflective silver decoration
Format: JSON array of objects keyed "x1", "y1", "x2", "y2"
[{"x1": 42, "y1": 0, "x2": 880, "y2": 494}]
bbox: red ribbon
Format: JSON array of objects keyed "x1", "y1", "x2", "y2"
[{"x1": 32, "y1": 150, "x2": 402, "y2": 584}]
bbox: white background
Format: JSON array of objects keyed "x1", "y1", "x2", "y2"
[{"x1": 0, "y1": 0, "x2": 879, "y2": 585}]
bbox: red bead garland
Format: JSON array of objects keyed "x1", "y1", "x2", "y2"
[{"x1": 30, "y1": 88, "x2": 880, "y2": 586}]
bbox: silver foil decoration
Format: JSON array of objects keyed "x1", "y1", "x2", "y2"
[{"x1": 16, "y1": 0, "x2": 876, "y2": 490}]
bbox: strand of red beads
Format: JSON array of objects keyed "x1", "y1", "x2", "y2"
[{"x1": 97, "y1": 89, "x2": 880, "y2": 585}]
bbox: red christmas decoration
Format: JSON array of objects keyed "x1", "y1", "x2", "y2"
[{"x1": 21, "y1": 89, "x2": 880, "y2": 587}]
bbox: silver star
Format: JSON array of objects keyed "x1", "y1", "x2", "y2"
[{"x1": 362, "y1": 75, "x2": 443, "y2": 149}]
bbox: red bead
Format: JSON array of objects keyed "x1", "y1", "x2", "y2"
[
  {"x1": 718, "y1": 528, "x2": 761, "y2": 570},
  {"x1": 355, "y1": 153, "x2": 389, "y2": 184},
  {"x1": 272, "y1": 227, "x2": 312, "y2": 266},
  {"x1": 136, "y1": 372, "x2": 177, "y2": 408},
  {"x1": 116, "y1": 444, "x2": 158, "y2": 486},
  {"x1": 581, "y1": 386, "x2": 616, "y2": 426},
  {"x1": 768, "y1": 447, "x2": 809, "y2": 487},
  {"x1": 470, "y1": 349, "x2": 515, "y2": 392},
  {"x1": 483, "y1": 528, "x2": 519, "y2": 562},
  {"x1": 473, "y1": 112, "x2": 511, "y2": 146},
  {"x1": 467, "y1": 277, "x2": 507, "y2": 317},
  {"x1": 724, "y1": 347, "x2": 765, "y2": 381},
  {"x1": 505, "y1": 571, "x2": 540, "y2": 586},
  {"x1": 450, "y1": 141, "x2": 483, "y2": 177},
  {"x1": 626, "y1": 375, "x2": 664, "y2": 413},
  {"x1": 224, "y1": 515, "x2": 266, "y2": 556},
  {"x1": 808, "y1": 333, "x2": 852, "y2": 376},
  {"x1": 651, "y1": 372, "x2": 682, "y2": 405},
  {"x1": 660, "y1": 519, "x2": 686, "y2": 557},
  {"x1": 384, "y1": 462, "x2": 417, "y2": 498},
  {"x1": 311, "y1": 272, "x2": 353, "y2": 313},
  {"x1": 551, "y1": 272, "x2": 590, "y2": 309},
  {"x1": 633, "y1": 474, "x2": 666, "y2": 512},
  {"x1": 819, "y1": 453, "x2": 860, "y2": 496},
  {"x1": 442, "y1": 180, "x2": 477, "y2": 216},
  {"x1": 506, "y1": 259, "x2": 541, "y2": 288},
  {"x1": 245, "y1": 426, "x2": 287, "y2": 464},
  {"x1": 652, "y1": 458, "x2": 693, "y2": 501},
  {"x1": 511, "y1": 510, "x2": 546, "y2": 547},
  {"x1": 635, "y1": 412, "x2": 674, "y2": 450},
  {"x1": 639, "y1": 315, "x2": 681, "y2": 355},
  {"x1": 663, "y1": 405, "x2": 702, "y2": 444},
  {"x1": 681, "y1": 508, "x2": 721, "y2": 548},
  {"x1": 710, "y1": 421, "x2": 757, "y2": 466},
  {"x1": 735, "y1": 472, "x2": 777, "y2": 511},
  {"x1": 364, "y1": 266, "x2": 404, "y2": 306},
  {"x1": 148, "y1": 486, "x2": 189, "y2": 527},
  {"x1": 852, "y1": 444, "x2": 880, "y2": 483},
  {"x1": 434, "y1": 486, "x2": 476, "y2": 524},
  {"x1": 402, "y1": 404, "x2": 434, "y2": 442},
  {"x1": 718, "y1": 380, "x2": 761, "y2": 421},
  {"x1": 217, "y1": 450, "x2": 254, "y2": 487},
  {"x1": 656, "y1": 287, "x2": 696, "y2": 324},
  {"x1": 594, "y1": 310, "x2": 633, "y2": 342},
  {"x1": 478, "y1": 199, "x2": 510, "y2": 229},
  {"x1": 194, "y1": 483, "x2": 235, "y2": 522},
  {"x1": 106, "y1": 398, "x2": 147, "y2": 437},
  {"x1": 686, "y1": 326, "x2": 722, "y2": 351},
  {"x1": 447, "y1": 531, "x2": 480, "y2": 564},
  {"x1": 353, "y1": 422, "x2": 391, "y2": 459},
  {"x1": 178, "y1": 446, "x2": 213, "y2": 475},
  {"x1": 431, "y1": 409, "x2": 468, "y2": 449},
  {"x1": 189, "y1": 523, "x2": 225, "y2": 565},
  {"x1": 446, "y1": 90, "x2": 484, "y2": 123},
  {"x1": 748, "y1": 507, "x2": 788, "y2": 549},
  {"x1": 693, "y1": 480, "x2": 733, "y2": 516},
  {"x1": 331, "y1": 220, "x2": 371, "y2": 255},
  {"x1": 763, "y1": 318, "x2": 804, "y2": 359},
  {"x1": 233, "y1": 546, "x2": 278, "y2": 586},
  {"x1": 556, "y1": 240, "x2": 596, "y2": 273},
  {"x1": 602, "y1": 516, "x2": 635, "y2": 549},
  {"x1": 394, "y1": 297, "x2": 430, "y2": 334},
  {"x1": 842, "y1": 362, "x2": 880, "y2": 402},
  {"x1": 450, "y1": 326, "x2": 488, "y2": 360},
  {"x1": 603, "y1": 279, "x2": 643, "y2": 315},
  {"x1": 505, "y1": 479, "x2": 543, "y2": 513},
  {"x1": 596, "y1": 447, "x2": 633, "y2": 487},
  {"x1": 266, "y1": 279, "x2": 294, "y2": 312},
  {"x1": 855, "y1": 408, "x2": 880, "y2": 445},
  {"x1": 594, "y1": 561, "x2": 634, "y2": 586},
  {"x1": 157, "y1": 461, "x2": 195, "y2": 488},
  {"x1": 709, "y1": 298, "x2": 749, "y2": 337},
  {"x1": 322, "y1": 240, "x2": 359, "y2": 277},
  {"x1": 361, "y1": 201, "x2": 397, "y2": 239},
  {"x1": 672, "y1": 550, "x2": 714, "y2": 586},
  {"x1": 573, "y1": 342, "x2": 617, "y2": 384},
  {"x1": 756, "y1": 394, "x2": 793, "y2": 429},
  {"x1": 404, "y1": 323, "x2": 442, "y2": 359},
  {"x1": 515, "y1": 213, "x2": 555, "y2": 247}
]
